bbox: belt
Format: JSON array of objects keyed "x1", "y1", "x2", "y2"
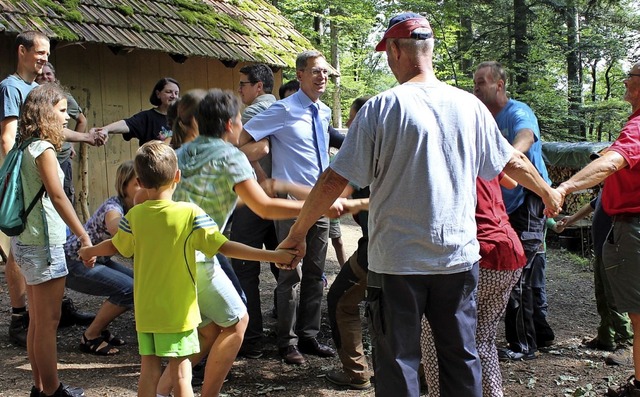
[{"x1": 613, "y1": 213, "x2": 640, "y2": 222}]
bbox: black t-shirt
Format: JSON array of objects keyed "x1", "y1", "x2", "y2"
[{"x1": 123, "y1": 108, "x2": 172, "y2": 145}]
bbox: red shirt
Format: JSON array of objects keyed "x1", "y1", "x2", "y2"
[
  {"x1": 602, "y1": 109, "x2": 640, "y2": 215},
  {"x1": 476, "y1": 176, "x2": 526, "y2": 271}
]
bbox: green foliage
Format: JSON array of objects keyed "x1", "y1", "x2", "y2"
[{"x1": 276, "y1": 0, "x2": 640, "y2": 137}]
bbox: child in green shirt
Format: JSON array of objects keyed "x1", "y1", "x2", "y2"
[{"x1": 79, "y1": 141, "x2": 295, "y2": 397}]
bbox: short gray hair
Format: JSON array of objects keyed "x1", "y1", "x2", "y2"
[{"x1": 296, "y1": 50, "x2": 325, "y2": 71}]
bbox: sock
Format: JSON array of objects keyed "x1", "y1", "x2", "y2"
[
  {"x1": 12, "y1": 306, "x2": 27, "y2": 315},
  {"x1": 157, "y1": 394, "x2": 169, "y2": 397},
  {"x1": 634, "y1": 379, "x2": 640, "y2": 389}
]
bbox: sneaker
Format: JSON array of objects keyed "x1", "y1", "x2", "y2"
[
  {"x1": 325, "y1": 370, "x2": 371, "y2": 390},
  {"x1": 498, "y1": 348, "x2": 536, "y2": 361},
  {"x1": 42, "y1": 383, "x2": 85, "y2": 397},
  {"x1": 582, "y1": 336, "x2": 616, "y2": 352},
  {"x1": 279, "y1": 345, "x2": 305, "y2": 365},
  {"x1": 59, "y1": 297, "x2": 95, "y2": 328},
  {"x1": 8, "y1": 312, "x2": 28, "y2": 347},
  {"x1": 607, "y1": 376, "x2": 640, "y2": 396},
  {"x1": 238, "y1": 341, "x2": 263, "y2": 359},
  {"x1": 606, "y1": 347, "x2": 634, "y2": 366}
]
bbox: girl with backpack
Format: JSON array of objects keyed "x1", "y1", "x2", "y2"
[{"x1": 12, "y1": 83, "x2": 95, "y2": 397}]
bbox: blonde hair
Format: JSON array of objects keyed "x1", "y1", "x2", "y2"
[
  {"x1": 18, "y1": 83, "x2": 67, "y2": 150},
  {"x1": 115, "y1": 160, "x2": 136, "y2": 200},
  {"x1": 134, "y1": 141, "x2": 177, "y2": 189}
]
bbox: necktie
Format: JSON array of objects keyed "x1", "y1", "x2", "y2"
[{"x1": 311, "y1": 103, "x2": 329, "y2": 171}]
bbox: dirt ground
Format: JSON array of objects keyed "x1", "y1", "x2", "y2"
[{"x1": 0, "y1": 217, "x2": 634, "y2": 396}]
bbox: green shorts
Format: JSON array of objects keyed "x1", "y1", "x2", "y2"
[{"x1": 137, "y1": 329, "x2": 200, "y2": 357}]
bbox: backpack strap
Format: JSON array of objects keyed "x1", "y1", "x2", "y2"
[{"x1": 23, "y1": 185, "x2": 45, "y2": 220}]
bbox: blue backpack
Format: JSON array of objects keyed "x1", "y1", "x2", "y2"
[{"x1": 0, "y1": 138, "x2": 46, "y2": 236}]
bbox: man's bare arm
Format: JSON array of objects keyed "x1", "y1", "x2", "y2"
[
  {"x1": 511, "y1": 128, "x2": 535, "y2": 153},
  {"x1": 1, "y1": 117, "x2": 18, "y2": 155},
  {"x1": 556, "y1": 151, "x2": 627, "y2": 197},
  {"x1": 503, "y1": 150, "x2": 562, "y2": 216}
]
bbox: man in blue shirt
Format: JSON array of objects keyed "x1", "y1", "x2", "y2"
[
  {"x1": 239, "y1": 51, "x2": 335, "y2": 365},
  {"x1": 474, "y1": 60, "x2": 554, "y2": 361}
]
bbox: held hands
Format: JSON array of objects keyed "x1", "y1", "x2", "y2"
[
  {"x1": 276, "y1": 233, "x2": 307, "y2": 270},
  {"x1": 260, "y1": 178, "x2": 278, "y2": 198},
  {"x1": 554, "y1": 217, "x2": 570, "y2": 234},
  {"x1": 78, "y1": 235, "x2": 96, "y2": 268},
  {"x1": 88, "y1": 128, "x2": 108, "y2": 147},
  {"x1": 543, "y1": 188, "x2": 565, "y2": 218},
  {"x1": 325, "y1": 198, "x2": 347, "y2": 219},
  {"x1": 273, "y1": 248, "x2": 299, "y2": 269}
]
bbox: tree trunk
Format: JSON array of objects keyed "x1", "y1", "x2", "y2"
[
  {"x1": 513, "y1": 0, "x2": 529, "y2": 92},
  {"x1": 458, "y1": 1, "x2": 473, "y2": 76},
  {"x1": 329, "y1": 7, "x2": 341, "y2": 128},
  {"x1": 566, "y1": 0, "x2": 583, "y2": 138}
]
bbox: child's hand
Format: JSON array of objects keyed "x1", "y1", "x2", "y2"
[
  {"x1": 274, "y1": 248, "x2": 299, "y2": 270},
  {"x1": 78, "y1": 245, "x2": 96, "y2": 268}
]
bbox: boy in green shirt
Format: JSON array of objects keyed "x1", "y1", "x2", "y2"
[{"x1": 79, "y1": 141, "x2": 295, "y2": 397}]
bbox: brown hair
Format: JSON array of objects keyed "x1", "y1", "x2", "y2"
[
  {"x1": 18, "y1": 83, "x2": 67, "y2": 150},
  {"x1": 476, "y1": 61, "x2": 507, "y2": 85},
  {"x1": 134, "y1": 141, "x2": 177, "y2": 189},
  {"x1": 15, "y1": 31, "x2": 49, "y2": 53},
  {"x1": 115, "y1": 160, "x2": 136, "y2": 200},
  {"x1": 172, "y1": 89, "x2": 206, "y2": 149}
]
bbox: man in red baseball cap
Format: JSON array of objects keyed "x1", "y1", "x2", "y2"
[{"x1": 277, "y1": 10, "x2": 562, "y2": 397}]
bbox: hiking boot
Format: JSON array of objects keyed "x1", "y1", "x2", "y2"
[
  {"x1": 325, "y1": 370, "x2": 371, "y2": 390},
  {"x1": 8, "y1": 312, "x2": 28, "y2": 347},
  {"x1": 606, "y1": 346, "x2": 634, "y2": 366},
  {"x1": 279, "y1": 345, "x2": 305, "y2": 365},
  {"x1": 582, "y1": 336, "x2": 616, "y2": 352},
  {"x1": 498, "y1": 348, "x2": 536, "y2": 361},
  {"x1": 42, "y1": 383, "x2": 85, "y2": 397},
  {"x1": 238, "y1": 340, "x2": 263, "y2": 359},
  {"x1": 607, "y1": 376, "x2": 640, "y2": 396},
  {"x1": 30, "y1": 386, "x2": 41, "y2": 397},
  {"x1": 59, "y1": 297, "x2": 95, "y2": 328}
]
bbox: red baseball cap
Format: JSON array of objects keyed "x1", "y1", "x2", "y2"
[{"x1": 375, "y1": 12, "x2": 433, "y2": 52}]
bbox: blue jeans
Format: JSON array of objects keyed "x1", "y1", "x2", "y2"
[{"x1": 65, "y1": 257, "x2": 134, "y2": 309}]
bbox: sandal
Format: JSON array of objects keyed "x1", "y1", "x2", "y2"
[
  {"x1": 80, "y1": 333, "x2": 119, "y2": 356},
  {"x1": 101, "y1": 329, "x2": 126, "y2": 346}
]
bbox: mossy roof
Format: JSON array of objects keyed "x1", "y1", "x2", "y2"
[{"x1": 0, "y1": 0, "x2": 314, "y2": 67}]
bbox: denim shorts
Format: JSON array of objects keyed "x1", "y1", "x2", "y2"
[
  {"x1": 11, "y1": 239, "x2": 68, "y2": 285},
  {"x1": 196, "y1": 260, "x2": 246, "y2": 328}
]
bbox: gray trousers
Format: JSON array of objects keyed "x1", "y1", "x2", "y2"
[{"x1": 274, "y1": 217, "x2": 329, "y2": 348}]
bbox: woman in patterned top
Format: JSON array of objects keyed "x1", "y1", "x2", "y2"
[{"x1": 64, "y1": 160, "x2": 139, "y2": 355}]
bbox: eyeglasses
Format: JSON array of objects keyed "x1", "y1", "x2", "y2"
[
  {"x1": 239, "y1": 81, "x2": 256, "y2": 87},
  {"x1": 626, "y1": 73, "x2": 640, "y2": 79},
  {"x1": 307, "y1": 68, "x2": 329, "y2": 77}
]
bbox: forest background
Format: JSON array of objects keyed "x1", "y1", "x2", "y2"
[{"x1": 271, "y1": 0, "x2": 640, "y2": 144}]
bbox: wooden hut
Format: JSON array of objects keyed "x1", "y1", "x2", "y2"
[{"x1": 0, "y1": 0, "x2": 313, "y2": 217}]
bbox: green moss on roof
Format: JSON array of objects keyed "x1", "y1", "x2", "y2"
[
  {"x1": 36, "y1": 0, "x2": 83, "y2": 22},
  {"x1": 173, "y1": 0, "x2": 251, "y2": 36},
  {"x1": 51, "y1": 24, "x2": 79, "y2": 41},
  {"x1": 116, "y1": 4, "x2": 135, "y2": 16}
]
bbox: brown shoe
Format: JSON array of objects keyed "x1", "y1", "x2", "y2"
[
  {"x1": 279, "y1": 345, "x2": 305, "y2": 365},
  {"x1": 325, "y1": 370, "x2": 371, "y2": 390},
  {"x1": 298, "y1": 338, "x2": 336, "y2": 357},
  {"x1": 606, "y1": 347, "x2": 634, "y2": 366}
]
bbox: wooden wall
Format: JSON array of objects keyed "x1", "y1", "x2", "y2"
[{"x1": 0, "y1": 35, "x2": 282, "y2": 217}]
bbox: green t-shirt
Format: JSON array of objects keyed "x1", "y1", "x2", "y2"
[{"x1": 112, "y1": 199, "x2": 227, "y2": 333}]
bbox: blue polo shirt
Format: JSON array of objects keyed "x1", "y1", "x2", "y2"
[
  {"x1": 244, "y1": 89, "x2": 331, "y2": 187},
  {"x1": 496, "y1": 99, "x2": 550, "y2": 213}
]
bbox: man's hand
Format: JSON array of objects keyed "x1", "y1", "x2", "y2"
[
  {"x1": 543, "y1": 188, "x2": 565, "y2": 218},
  {"x1": 276, "y1": 231, "x2": 307, "y2": 270},
  {"x1": 88, "y1": 128, "x2": 108, "y2": 146},
  {"x1": 325, "y1": 198, "x2": 346, "y2": 219}
]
